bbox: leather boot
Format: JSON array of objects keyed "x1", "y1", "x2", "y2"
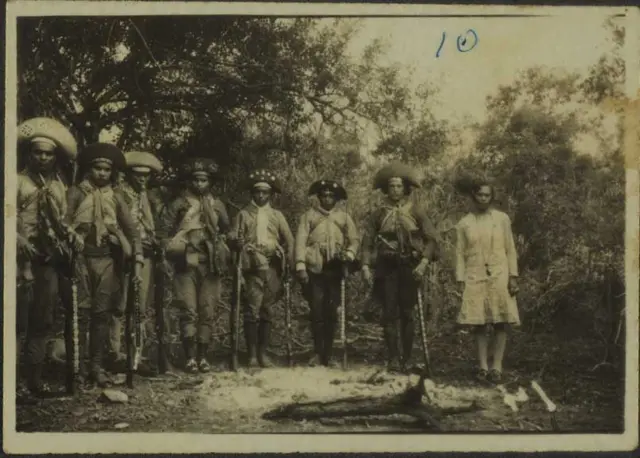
[
  {"x1": 89, "y1": 319, "x2": 111, "y2": 387},
  {"x1": 257, "y1": 320, "x2": 274, "y2": 368},
  {"x1": 383, "y1": 322, "x2": 401, "y2": 373},
  {"x1": 400, "y1": 319, "x2": 415, "y2": 373},
  {"x1": 244, "y1": 322, "x2": 259, "y2": 368},
  {"x1": 308, "y1": 321, "x2": 323, "y2": 366},
  {"x1": 26, "y1": 363, "x2": 51, "y2": 397},
  {"x1": 322, "y1": 320, "x2": 337, "y2": 367},
  {"x1": 197, "y1": 342, "x2": 211, "y2": 373},
  {"x1": 25, "y1": 336, "x2": 49, "y2": 395},
  {"x1": 183, "y1": 338, "x2": 197, "y2": 373}
]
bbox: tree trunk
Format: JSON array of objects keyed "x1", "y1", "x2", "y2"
[{"x1": 262, "y1": 376, "x2": 484, "y2": 431}]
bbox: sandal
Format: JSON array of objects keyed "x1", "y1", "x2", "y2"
[
  {"x1": 488, "y1": 369, "x2": 503, "y2": 385},
  {"x1": 475, "y1": 368, "x2": 489, "y2": 383},
  {"x1": 198, "y1": 358, "x2": 211, "y2": 373},
  {"x1": 185, "y1": 358, "x2": 198, "y2": 374}
]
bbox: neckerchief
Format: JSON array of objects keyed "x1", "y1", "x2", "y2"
[
  {"x1": 121, "y1": 182, "x2": 155, "y2": 238},
  {"x1": 379, "y1": 197, "x2": 417, "y2": 253},
  {"x1": 73, "y1": 180, "x2": 117, "y2": 246},
  {"x1": 250, "y1": 200, "x2": 271, "y2": 247}
]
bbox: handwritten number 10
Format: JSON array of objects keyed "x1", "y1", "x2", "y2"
[{"x1": 436, "y1": 29, "x2": 479, "y2": 58}]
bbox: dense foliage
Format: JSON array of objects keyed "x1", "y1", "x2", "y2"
[{"x1": 18, "y1": 16, "x2": 626, "y2": 369}]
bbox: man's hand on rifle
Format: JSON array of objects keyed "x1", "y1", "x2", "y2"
[
  {"x1": 338, "y1": 250, "x2": 355, "y2": 263},
  {"x1": 70, "y1": 231, "x2": 84, "y2": 254},
  {"x1": 361, "y1": 265, "x2": 373, "y2": 287},
  {"x1": 19, "y1": 237, "x2": 38, "y2": 260},
  {"x1": 235, "y1": 234, "x2": 245, "y2": 250},
  {"x1": 412, "y1": 258, "x2": 429, "y2": 282},
  {"x1": 296, "y1": 266, "x2": 309, "y2": 285}
]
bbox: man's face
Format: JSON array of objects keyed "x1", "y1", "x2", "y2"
[
  {"x1": 130, "y1": 170, "x2": 151, "y2": 192},
  {"x1": 252, "y1": 189, "x2": 271, "y2": 207},
  {"x1": 88, "y1": 161, "x2": 113, "y2": 187},
  {"x1": 387, "y1": 177, "x2": 405, "y2": 201},
  {"x1": 190, "y1": 174, "x2": 211, "y2": 195},
  {"x1": 319, "y1": 190, "x2": 336, "y2": 210},
  {"x1": 30, "y1": 148, "x2": 56, "y2": 173},
  {"x1": 473, "y1": 185, "x2": 492, "y2": 210}
]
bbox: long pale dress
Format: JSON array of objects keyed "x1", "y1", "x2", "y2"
[{"x1": 455, "y1": 208, "x2": 520, "y2": 325}]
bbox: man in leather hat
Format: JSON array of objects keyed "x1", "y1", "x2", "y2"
[
  {"x1": 16, "y1": 120, "x2": 82, "y2": 397},
  {"x1": 361, "y1": 163, "x2": 439, "y2": 373},
  {"x1": 160, "y1": 157, "x2": 231, "y2": 373},
  {"x1": 295, "y1": 179, "x2": 359, "y2": 367},
  {"x1": 228, "y1": 169, "x2": 294, "y2": 368},
  {"x1": 107, "y1": 151, "x2": 165, "y2": 373},
  {"x1": 65, "y1": 143, "x2": 142, "y2": 387}
]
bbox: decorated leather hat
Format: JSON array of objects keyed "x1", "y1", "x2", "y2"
[
  {"x1": 308, "y1": 179, "x2": 347, "y2": 201},
  {"x1": 247, "y1": 169, "x2": 282, "y2": 193},
  {"x1": 181, "y1": 157, "x2": 218, "y2": 178},
  {"x1": 373, "y1": 162, "x2": 422, "y2": 192},
  {"x1": 78, "y1": 143, "x2": 126, "y2": 170},
  {"x1": 18, "y1": 117, "x2": 78, "y2": 160},
  {"x1": 125, "y1": 151, "x2": 164, "y2": 174}
]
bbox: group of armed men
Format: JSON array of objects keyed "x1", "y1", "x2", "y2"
[{"x1": 16, "y1": 117, "x2": 439, "y2": 398}]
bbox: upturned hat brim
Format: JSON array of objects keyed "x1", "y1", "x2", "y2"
[
  {"x1": 308, "y1": 180, "x2": 347, "y2": 200},
  {"x1": 79, "y1": 143, "x2": 126, "y2": 170},
  {"x1": 181, "y1": 157, "x2": 219, "y2": 178},
  {"x1": 125, "y1": 151, "x2": 163, "y2": 173},
  {"x1": 18, "y1": 117, "x2": 78, "y2": 160},
  {"x1": 247, "y1": 170, "x2": 282, "y2": 193},
  {"x1": 373, "y1": 162, "x2": 422, "y2": 191}
]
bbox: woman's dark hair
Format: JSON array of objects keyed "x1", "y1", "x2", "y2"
[
  {"x1": 470, "y1": 180, "x2": 495, "y2": 201},
  {"x1": 454, "y1": 173, "x2": 494, "y2": 200}
]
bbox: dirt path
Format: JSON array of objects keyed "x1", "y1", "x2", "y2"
[
  {"x1": 14, "y1": 331, "x2": 624, "y2": 434},
  {"x1": 15, "y1": 358, "x2": 623, "y2": 434}
]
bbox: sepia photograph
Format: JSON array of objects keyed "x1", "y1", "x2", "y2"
[{"x1": 3, "y1": 1, "x2": 639, "y2": 454}]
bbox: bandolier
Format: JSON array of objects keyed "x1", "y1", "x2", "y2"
[
  {"x1": 66, "y1": 143, "x2": 142, "y2": 387},
  {"x1": 161, "y1": 158, "x2": 231, "y2": 373},
  {"x1": 361, "y1": 163, "x2": 439, "y2": 373},
  {"x1": 295, "y1": 180, "x2": 359, "y2": 367},
  {"x1": 108, "y1": 151, "x2": 164, "y2": 372},
  {"x1": 228, "y1": 169, "x2": 294, "y2": 368},
  {"x1": 16, "y1": 118, "x2": 81, "y2": 397}
]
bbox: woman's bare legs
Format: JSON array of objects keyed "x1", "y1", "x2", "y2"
[{"x1": 474, "y1": 325, "x2": 490, "y2": 371}]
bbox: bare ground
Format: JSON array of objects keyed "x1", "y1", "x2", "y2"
[{"x1": 14, "y1": 331, "x2": 624, "y2": 434}]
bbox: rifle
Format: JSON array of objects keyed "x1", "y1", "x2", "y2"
[
  {"x1": 125, "y1": 259, "x2": 143, "y2": 388},
  {"x1": 416, "y1": 263, "x2": 434, "y2": 378},
  {"x1": 65, "y1": 253, "x2": 80, "y2": 395},
  {"x1": 154, "y1": 246, "x2": 168, "y2": 374},
  {"x1": 230, "y1": 214, "x2": 244, "y2": 372},
  {"x1": 35, "y1": 175, "x2": 80, "y2": 394},
  {"x1": 340, "y1": 263, "x2": 348, "y2": 370},
  {"x1": 284, "y1": 264, "x2": 293, "y2": 367}
]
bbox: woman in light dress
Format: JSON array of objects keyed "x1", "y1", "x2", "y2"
[{"x1": 455, "y1": 179, "x2": 520, "y2": 384}]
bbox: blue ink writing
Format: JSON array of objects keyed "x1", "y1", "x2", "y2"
[
  {"x1": 436, "y1": 29, "x2": 479, "y2": 58},
  {"x1": 457, "y1": 29, "x2": 479, "y2": 53},
  {"x1": 436, "y1": 31, "x2": 446, "y2": 58}
]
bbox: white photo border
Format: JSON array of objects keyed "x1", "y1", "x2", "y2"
[{"x1": 3, "y1": 2, "x2": 639, "y2": 454}]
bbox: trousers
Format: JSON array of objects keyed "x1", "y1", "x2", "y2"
[
  {"x1": 172, "y1": 261, "x2": 221, "y2": 344},
  {"x1": 242, "y1": 261, "x2": 283, "y2": 324}
]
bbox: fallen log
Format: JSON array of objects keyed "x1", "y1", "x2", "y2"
[{"x1": 262, "y1": 375, "x2": 484, "y2": 431}]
